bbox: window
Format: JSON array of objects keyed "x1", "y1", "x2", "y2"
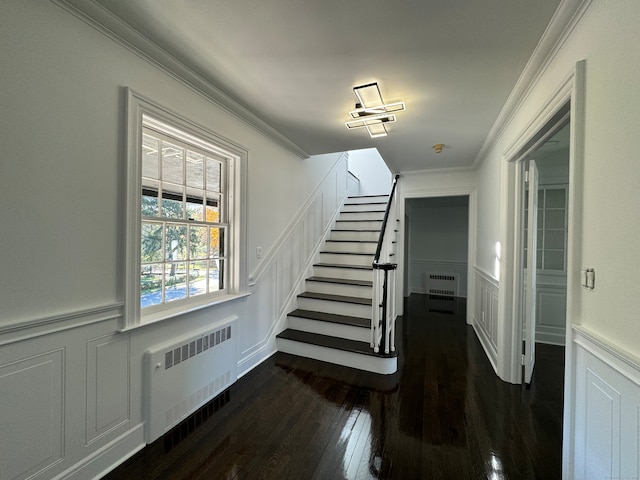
[
  {"x1": 140, "y1": 124, "x2": 227, "y2": 308},
  {"x1": 125, "y1": 89, "x2": 247, "y2": 327},
  {"x1": 524, "y1": 186, "x2": 568, "y2": 271}
]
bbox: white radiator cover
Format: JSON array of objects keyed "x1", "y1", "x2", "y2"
[
  {"x1": 425, "y1": 272, "x2": 459, "y2": 297},
  {"x1": 143, "y1": 316, "x2": 238, "y2": 443}
]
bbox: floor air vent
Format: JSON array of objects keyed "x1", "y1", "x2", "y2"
[{"x1": 144, "y1": 317, "x2": 237, "y2": 443}]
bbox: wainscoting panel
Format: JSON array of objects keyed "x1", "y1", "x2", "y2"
[
  {"x1": 571, "y1": 325, "x2": 640, "y2": 479},
  {"x1": 0, "y1": 349, "x2": 64, "y2": 480},
  {"x1": 536, "y1": 284, "x2": 567, "y2": 345},
  {"x1": 86, "y1": 333, "x2": 130, "y2": 445},
  {"x1": 240, "y1": 154, "x2": 349, "y2": 375},
  {"x1": 472, "y1": 267, "x2": 499, "y2": 370},
  {"x1": 0, "y1": 304, "x2": 127, "y2": 480}
]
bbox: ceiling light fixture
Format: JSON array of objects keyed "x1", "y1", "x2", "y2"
[{"x1": 345, "y1": 82, "x2": 405, "y2": 138}]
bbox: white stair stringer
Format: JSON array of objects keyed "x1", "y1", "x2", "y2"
[
  {"x1": 276, "y1": 195, "x2": 398, "y2": 375},
  {"x1": 277, "y1": 336, "x2": 397, "y2": 375}
]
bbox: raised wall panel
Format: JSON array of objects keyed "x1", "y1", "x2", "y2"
[
  {"x1": 584, "y1": 369, "x2": 620, "y2": 479},
  {"x1": 86, "y1": 333, "x2": 130, "y2": 444},
  {"x1": 572, "y1": 327, "x2": 640, "y2": 479},
  {"x1": 0, "y1": 350, "x2": 64, "y2": 480},
  {"x1": 472, "y1": 268, "x2": 499, "y2": 370}
]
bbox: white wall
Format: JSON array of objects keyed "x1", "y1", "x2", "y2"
[
  {"x1": 0, "y1": 2, "x2": 347, "y2": 478},
  {"x1": 347, "y1": 148, "x2": 392, "y2": 196},
  {"x1": 473, "y1": 0, "x2": 640, "y2": 477}
]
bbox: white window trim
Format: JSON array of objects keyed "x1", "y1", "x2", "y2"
[{"x1": 124, "y1": 88, "x2": 248, "y2": 329}]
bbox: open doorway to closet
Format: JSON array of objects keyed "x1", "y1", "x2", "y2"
[{"x1": 404, "y1": 196, "x2": 469, "y2": 317}]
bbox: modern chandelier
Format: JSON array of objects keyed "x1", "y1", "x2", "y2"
[{"x1": 345, "y1": 82, "x2": 405, "y2": 138}]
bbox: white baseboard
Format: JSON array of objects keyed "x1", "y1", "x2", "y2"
[
  {"x1": 472, "y1": 320, "x2": 498, "y2": 374},
  {"x1": 54, "y1": 424, "x2": 145, "y2": 480}
]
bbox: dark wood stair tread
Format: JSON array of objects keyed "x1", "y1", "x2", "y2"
[
  {"x1": 306, "y1": 276, "x2": 372, "y2": 287},
  {"x1": 287, "y1": 309, "x2": 370, "y2": 328},
  {"x1": 314, "y1": 262, "x2": 373, "y2": 270},
  {"x1": 277, "y1": 329, "x2": 397, "y2": 358},
  {"x1": 336, "y1": 219, "x2": 382, "y2": 222},
  {"x1": 297, "y1": 291, "x2": 372, "y2": 305},
  {"x1": 326, "y1": 239, "x2": 377, "y2": 244},
  {"x1": 320, "y1": 251, "x2": 374, "y2": 256}
]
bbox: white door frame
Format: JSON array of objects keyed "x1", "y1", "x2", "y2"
[
  {"x1": 497, "y1": 61, "x2": 585, "y2": 479},
  {"x1": 395, "y1": 185, "x2": 477, "y2": 326}
]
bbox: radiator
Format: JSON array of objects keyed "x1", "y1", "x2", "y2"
[
  {"x1": 143, "y1": 316, "x2": 237, "y2": 443},
  {"x1": 425, "y1": 273, "x2": 458, "y2": 297}
]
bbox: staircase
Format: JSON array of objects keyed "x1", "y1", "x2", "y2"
[{"x1": 276, "y1": 195, "x2": 398, "y2": 375}]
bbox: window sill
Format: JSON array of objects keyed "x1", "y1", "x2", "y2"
[{"x1": 118, "y1": 292, "x2": 251, "y2": 333}]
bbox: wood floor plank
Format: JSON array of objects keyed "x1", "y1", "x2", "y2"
[{"x1": 103, "y1": 294, "x2": 563, "y2": 480}]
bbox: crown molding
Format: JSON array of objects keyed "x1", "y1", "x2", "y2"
[
  {"x1": 472, "y1": 0, "x2": 593, "y2": 167},
  {"x1": 51, "y1": 0, "x2": 310, "y2": 159}
]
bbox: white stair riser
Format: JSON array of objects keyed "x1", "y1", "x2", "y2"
[
  {"x1": 319, "y1": 252, "x2": 374, "y2": 266},
  {"x1": 287, "y1": 317, "x2": 370, "y2": 342},
  {"x1": 305, "y1": 281, "x2": 372, "y2": 298},
  {"x1": 312, "y1": 266, "x2": 373, "y2": 282},
  {"x1": 334, "y1": 220, "x2": 383, "y2": 230},
  {"x1": 330, "y1": 230, "x2": 379, "y2": 242},
  {"x1": 342, "y1": 204, "x2": 386, "y2": 213},
  {"x1": 346, "y1": 196, "x2": 389, "y2": 205},
  {"x1": 297, "y1": 298, "x2": 371, "y2": 318},
  {"x1": 339, "y1": 211, "x2": 385, "y2": 221},
  {"x1": 276, "y1": 338, "x2": 397, "y2": 375},
  {"x1": 324, "y1": 241, "x2": 377, "y2": 254}
]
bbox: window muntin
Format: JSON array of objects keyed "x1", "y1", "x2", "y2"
[
  {"x1": 524, "y1": 186, "x2": 568, "y2": 271},
  {"x1": 140, "y1": 124, "x2": 228, "y2": 310}
]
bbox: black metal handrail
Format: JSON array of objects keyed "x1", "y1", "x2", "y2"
[{"x1": 373, "y1": 174, "x2": 400, "y2": 267}]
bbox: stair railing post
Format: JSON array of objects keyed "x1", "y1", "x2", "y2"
[
  {"x1": 381, "y1": 267, "x2": 388, "y2": 354},
  {"x1": 371, "y1": 174, "x2": 400, "y2": 356}
]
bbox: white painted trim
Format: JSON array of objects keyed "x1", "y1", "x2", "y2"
[
  {"x1": 568, "y1": 325, "x2": 640, "y2": 479},
  {"x1": 395, "y1": 185, "x2": 477, "y2": 326},
  {"x1": 473, "y1": 0, "x2": 592, "y2": 167},
  {"x1": 53, "y1": 424, "x2": 145, "y2": 480},
  {"x1": 238, "y1": 156, "x2": 349, "y2": 375},
  {"x1": 0, "y1": 304, "x2": 123, "y2": 347},
  {"x1": 573, "y1": 325, "x2": 640, "y2": 388},
  {"x1": 277, "y1": 338, "x2": 397, "y2": 375},
  {"x1": 497, "y1": 61, "x2": 582, "y2": 386},
  {"x1": 124, "y1": 88, "x2": 249, "y2": 330},
  {"x1": 474, "y1": 265, "x2": 499, "y2": 288},
  {"x1": 472, "y1": 322, "x2": 498, "y2": 373},
  {"x1": 399, "y1": 165, "x2": 476, "y2": 177},
  {"x1": 51, "y1": 0, "x2": 309, "y2": 159},
  {"x1": 249, "y1": 153, "x2": 349, "y2": 285}
]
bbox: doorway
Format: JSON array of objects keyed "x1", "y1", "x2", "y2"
[
  {"x1": 517, "y1": 120, "x2": 570, "y2": 385},
  {"x1": 403, "y1": 196, "x2": 470, "y2": 316}
]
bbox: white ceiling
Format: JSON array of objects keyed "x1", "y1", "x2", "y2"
[{"x1": 84, "y1": 0, "x2": 562, "y2": 172}]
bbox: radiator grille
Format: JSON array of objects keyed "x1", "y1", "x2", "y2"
[
  {"x1": 164, "y1": 326, "x2": 231, "y2": 370},
  {"x1": 425, "y1": 273, "x2": 458, "y2": 297},
  {"x1": 144, "y1": 318, "x2": 237, "y2": 443}
]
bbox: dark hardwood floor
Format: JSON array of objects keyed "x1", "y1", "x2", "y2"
[{"x1": 104, "y1": 294, "x2": 564, "y2": 479}]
